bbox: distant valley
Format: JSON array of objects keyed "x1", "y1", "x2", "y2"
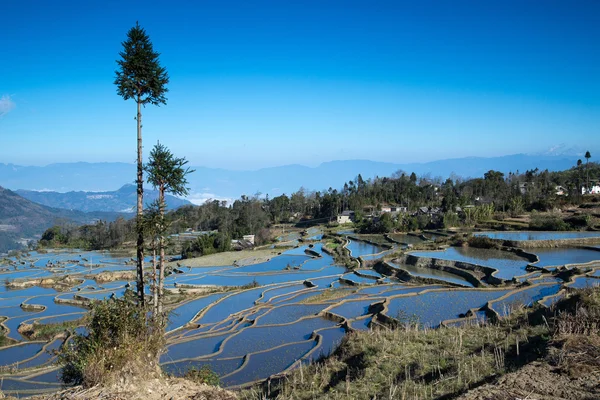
[
  {"x1": 16, "y1": 184, "x2": 191, "y2": 213},
  {"x1": 0, "y1": 186, "x2": 129, "y2": 253}
]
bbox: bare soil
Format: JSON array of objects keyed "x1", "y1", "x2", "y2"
[
  {"x1": 25, "y1": 378, "x2": 237, "y2": 400},
  {"x1": 458, "y1": 361, "x2": 600, "y2": 400}
]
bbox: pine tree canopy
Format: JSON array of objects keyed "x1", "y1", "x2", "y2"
[
  {"x1": 115, "y1": 22, "x2": 169, "y2": 106},
  {"x1": 145, "y1": 142, "x2": 194, "y2": 197}
]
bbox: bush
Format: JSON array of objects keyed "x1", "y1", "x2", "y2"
[
  {"x1": 564, "y1": 214, "x2": 593, "y2": 229},
  {"x1": 183, "y1": 365, "x2": 220, "y2": 386},
  {"x1": 467, "y1": 235, "x2": 499, "y2": 249},
  {"x1": 529, "y1": 212, "x2": 570, "y2": 231},
  {"x1": 0, "y1": 327, "x2": 6, "y2": 348},
  {"x1": 59, "y1": 290, "x2": 164, "y2": 388},
  {"x1": 182, "y1": 232, "x2": 231, "y2": 259}
]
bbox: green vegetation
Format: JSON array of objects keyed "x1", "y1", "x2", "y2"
[
  {"x1": 181, "y1": 232, "x2": 232, "y2": 259},
  {"x1": 182, "y1": 365, "x2": 220, "y2": 386},
  {"x1": 325, "y1": 241, "x2": 339, "y2": 250},
  {"x1": 20, "y1": 319, "x2": 84, "y2": 341},
  {"x1": 300, "y1": 288, "x2": 355, "y2": 304},
  {"x1": 59, "y1": 291, "x2": 164, "y2": 387},
  {"x1": 145, "y1": 142, "x2": 194, "y2": 316},
  {"x1": 529, "y1": 211, "x2": 571, "y2": 231},
  {"x1": 0, "y1": 326, "x2": 6, "y2": 348},
  {"x1": 38, "y1": 160, "x2": 600, "y2": 256}
]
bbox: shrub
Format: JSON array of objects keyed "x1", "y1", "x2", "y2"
[
  {"x1": 0, "y1": 328, "x2": 6, "y2": 348},
  {"x1": 183, "y1": 365, "x2": 220, "y2": 386},
  {"x1": 529, "y1": 212, "x2": 570, "y2": 231},
  {"x1": 467, "y1": 235, "x2": 499, "y2": 249},
  {"x1": 59, "y1": 290, "x2": 164, "y2": 388},
  {"x1": 564, "y1": 214, "x2": 592, "y2": 229}
]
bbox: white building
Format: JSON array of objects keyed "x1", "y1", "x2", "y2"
[
  {"x1": 582, "y1": 183, "x2": 600, "y2": 195},
  {"x1": 337, "y1": 210, "x2": 355, "y2": 224}
]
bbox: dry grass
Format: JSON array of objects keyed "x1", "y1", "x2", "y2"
[
  {"x1": 300, "y1": 289, "x2": 356, "y2": 304},
  {"x1": 550, "y1": 287, "x2": 600, "y2": 378},
  {"x1": 170, "y1": 248, "x2": 281, "y2": 268},
  {"x1": 241, "y1": 311, "x2": 549, "y2": 400}
]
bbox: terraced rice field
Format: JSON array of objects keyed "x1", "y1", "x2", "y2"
[{"x1": 1, "y1": 234, "x2": 599, "y2": 395}]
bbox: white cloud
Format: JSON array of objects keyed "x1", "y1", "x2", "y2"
[
  {"x1": 187, "y1": 192, "x2": 232, "y2": 206},
  {"x1": 0, "y1": 95, "x2": 15, "y2": 117}
]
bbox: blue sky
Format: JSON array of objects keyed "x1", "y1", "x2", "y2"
[{"x1": 1, "y1": 0, "x2": 599, "y2": 169}]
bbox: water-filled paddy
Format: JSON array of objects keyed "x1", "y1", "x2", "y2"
[
  {"x1": 388, "y1": 262, "x2": 474, "y2": 287},
  {"x1": 386, "y1": 289, "x2": 512, "y2": 327},
  {"x1": 327, "y1": 298, "x2": 383, "y2": 319},
  {"x1": 346, "y1": 240, "x2": 387, "y2": 258},
  {"x1": 341, "y1": 273, "x2": 378, "y2": 285},
  {"x1": 254, "y1": 304, "x2": 328, "y2": 326},
  {"x1": 0, "y1": 342, "x2": 44, "y2": 366},
  {"x1": 410, "y1": 247, "x2": 530, "y2": 280},
  {"x1": 490, "y1": 284, "x2": 562, "y2": 317},
  {"x1": 532, "y1": 248, "x2": 600, "y2": 268},
  {"x1": 222, "y1": 339, "x2": 316, "y2": 387},
  {"x1": 476, "y1": 231, "x2": 600, "y2": 241},
  {"x1": 217, "y1": 317, "x2": 335, "y2": 359},
  {"x1": 568, "y1": 276, "x2": 600, "y2": 289},
  {"x1": 167, "y1": 292, "x2": 228, "y2": 331},
  {"x1": 162, "y1": 357, "x2": 244, "y2": 377},
  {"x1": 161, "y1": 332, "x2": 230, "y2": 362},
  {"x1": 195, "y1": 287, "x2": 266, "y2": 325},
  {"x1": 306, "y1": 327, "x2": 346, "y2": 362},
  {"x1": 388, "y1": 234, "x2": 425, "y2": 245}
]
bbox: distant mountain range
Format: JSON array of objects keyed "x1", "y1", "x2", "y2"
[
  {"x1": 0, "y1": 154, "x2": 581, "y2": 204},
  {"x1": 0, "y1": 186, "x2": 127, "y2": 253},
  {"x1": 16, "y1": 184, "x2": 191, "y2": 213}
]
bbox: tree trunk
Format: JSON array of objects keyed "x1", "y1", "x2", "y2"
[
  {"x1": 136, "y1": 98, "x2": 145, "y2": 305},
  {"x1": 586, "y1": 160, "x2": 590, "y2": 193},
  {"x1": 152, "y1": 243, "x2": 158, "y2": 314},
  {"x1": 158, "y1": 189, "x2": 165, "y2": 317}
]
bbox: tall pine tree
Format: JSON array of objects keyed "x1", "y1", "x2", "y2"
[{"x1": 115, "y1": 22, "x2": 169, "y2": 304}]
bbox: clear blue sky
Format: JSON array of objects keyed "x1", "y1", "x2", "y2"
[{"x1": 1, "y1": 0, "x2": 598, "y2": 169}]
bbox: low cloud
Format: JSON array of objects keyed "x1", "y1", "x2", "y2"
[
  {"x1": 187, "y1": 192, "x2": 232, "y2": 206},
  {"x1": 0, "y1": 95, "x2": 15, "y2": 117}
]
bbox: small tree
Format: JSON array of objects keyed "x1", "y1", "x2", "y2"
[
  {"x1": 143, "y1": 200, "x2": 167, "y2": 314},
  {"x1": 585, "y1": 151, "x2": 592, "y2": 192},
  {"x1": 115, "y1": 22, "x2": 169, "y2": 305},
  {"x1": 145, "y1": 142, "x2": 193, "y2": 315}
]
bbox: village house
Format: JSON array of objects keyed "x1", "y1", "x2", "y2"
[
  {"x1": 582, "y1": 181, "x2": 600, "y2": 195},
  {"x1": 336, "y1": 210, "x2": 355, "y2": 224},
  {"x1": 380, "y1": 204, "x2": 408, "y2": 214}
]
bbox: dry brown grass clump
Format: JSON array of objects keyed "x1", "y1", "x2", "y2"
[{"x1": 551, "y1": 287, "x2": 600, "y2": 377}]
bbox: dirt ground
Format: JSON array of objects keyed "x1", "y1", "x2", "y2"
[
  {"x1": 24, "y1": 378, "x2": 237, "y2": 400},
  {"x1": 458, "y1": 360, "x2": 600, "y2": 400}
]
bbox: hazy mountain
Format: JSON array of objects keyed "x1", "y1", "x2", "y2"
[
  {"x1": 0, "y1": 154, "x2": 580, "y2": 203},
  {"x1": 16, "y1": 184, "x2": 191, "y2": 213},
  {"x1": 0, "y1": 186, "x2": 127, "y2": 253}
]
